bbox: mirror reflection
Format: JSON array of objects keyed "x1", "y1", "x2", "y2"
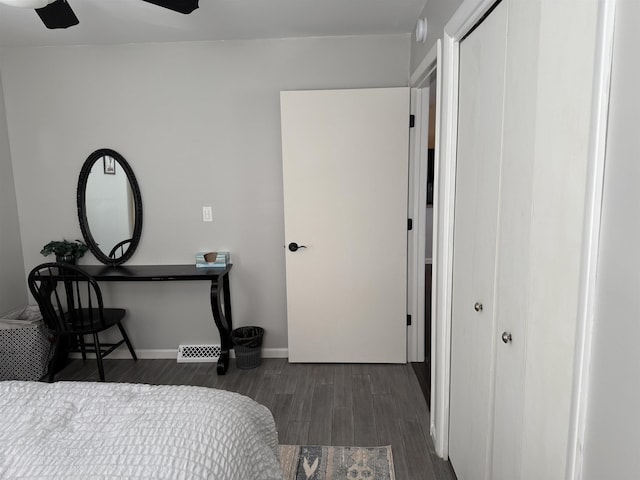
[
  {"x1": 77, "y1": 149, "x2": 143, "y2": 266},
  {"x1": 85, "y1": 156, "x2": 135, "y2": 258}
]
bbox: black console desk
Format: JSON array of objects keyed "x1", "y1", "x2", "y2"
[{"x1": 77, "y1": 264, "x2": 233, "y2": 375}]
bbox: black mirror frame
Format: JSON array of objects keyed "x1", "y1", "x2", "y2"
[{"x1": 77, "y1": 148, "x2": 143, "y2": 266}]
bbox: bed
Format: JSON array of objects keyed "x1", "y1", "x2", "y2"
[{"x1": 0, "y1": 381, "x2": 284, "y2": 479}]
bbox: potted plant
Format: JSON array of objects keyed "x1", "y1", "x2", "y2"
[{"x1": 40, "y1": 239, "x2": 89, "y2": 264}]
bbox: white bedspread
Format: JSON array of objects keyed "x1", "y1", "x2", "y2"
[{"x1": 0, "y1": 381, "x2": 284, "y2": 479}]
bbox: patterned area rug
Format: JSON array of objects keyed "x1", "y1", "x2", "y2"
[{"x1": 279, "y1": 445, "x2": 396, "y2": 480}]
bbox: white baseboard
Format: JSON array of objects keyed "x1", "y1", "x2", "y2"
[
  {"x1": 261, "y1": 348, "x2": 288, "y2": 359},
  {"x1": 70, "y1": 347, "x2": 289, "y2": 360},
  {"x1": 69, "y1": 349, "x2": 174, "y2": 360}
]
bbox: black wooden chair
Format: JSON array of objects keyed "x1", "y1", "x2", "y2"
[{"x1": 28, "y1": 262, "x2": 137, "y2": 382}]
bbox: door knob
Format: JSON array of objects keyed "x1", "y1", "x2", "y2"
[
  {"x1": 501, "y1": 332, "x2": 513, "y2": 344},
  {"x1": 288, "y1": 242, "x2": 307, "y2": 252},
  {"x1": 474, "y1": 302, "x2": 483, "y2": 312}
]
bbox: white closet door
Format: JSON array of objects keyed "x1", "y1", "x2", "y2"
[
  {"x1": 488, "y1": 1, "x2": 538, "y2": 477},
  {"x1": 448, "y1": 2, "x2": 509, "y2": 479},
  {"x1": 280, "y1": 88, "x2": 409, "y2": 363}
]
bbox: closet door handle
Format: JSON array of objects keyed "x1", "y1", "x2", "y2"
[
  {"x1": 474, "y1": 302, "x2": 483, "y2": 312},
  {"x1": 501, "y1": 332, "x2": 513, "y2": 344}
]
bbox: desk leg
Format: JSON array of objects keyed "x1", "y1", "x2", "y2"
[
  {"x1": 222, "y1": 273, "x2": 233, "y2": 337},
  {"x1": 210, "y1": 274, "x2": 232, "y2": 375}
]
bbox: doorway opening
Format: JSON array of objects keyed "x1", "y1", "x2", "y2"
[{"x1": 412, "y1": 72, "x2": 437, "y2": 408}]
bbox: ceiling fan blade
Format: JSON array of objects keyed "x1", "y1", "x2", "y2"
[
  {"x1": 35, "y1": 0, "x2": 78, "y2": 29},
  {"x1": 141, "y1": 0, "x2": 199, "y2": 15}
]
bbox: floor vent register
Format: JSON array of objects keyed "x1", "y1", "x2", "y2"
[{"x1": 177, "y1": 344, "x2": 221, "y2": 363}]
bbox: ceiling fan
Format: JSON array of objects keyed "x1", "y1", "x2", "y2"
[{"x1": 0, "y1": 0, "x2": 199, "y2": 29}]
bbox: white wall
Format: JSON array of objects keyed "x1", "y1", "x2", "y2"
[
  {"x1": 582, "y1": 1, "x2": 640, "y2": 478},
  {"x1": 0, "y1": 74, "x2": 26, "y2": 314},
  {"x1": 0, "y1": 35, "x2": 409, "y2": 352}
]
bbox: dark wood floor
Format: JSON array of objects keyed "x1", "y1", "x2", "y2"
[
  {"x1": 412, "y1": 361, "x2": 431, "y2": 409},
  {"x1": 56, "y1": 358, "x2": 457, "y2": 480}
]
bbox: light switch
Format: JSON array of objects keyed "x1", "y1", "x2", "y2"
[{"x1": 202, "y1": 206, "x2": 213, "y2": 222}]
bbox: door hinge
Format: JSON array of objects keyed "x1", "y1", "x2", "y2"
[
  {"x1": 408, "y1": 218, "x2": 413, "y2": 231},
  {"x1": 407, "y1": 314, "x2": 412, "y2": 326},
  {"x1": 409, "y1": 114, "x2": 415, "y2": 128}
]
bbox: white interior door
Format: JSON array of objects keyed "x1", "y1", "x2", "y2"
[
  {"x1": 448, "y1": 2, "x2": 508, "y2": 479},
  {"x1": 281, "y1": 87, "x2": 409, "y2": 363}
]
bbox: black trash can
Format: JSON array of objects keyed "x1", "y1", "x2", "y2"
[{"x1": 231, "y1": 326, "x2": 264, "y2": 369}]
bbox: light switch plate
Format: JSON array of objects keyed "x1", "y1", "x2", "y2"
[{"x1": 202, "y1": 206, "x2": 213, "y2": 222}]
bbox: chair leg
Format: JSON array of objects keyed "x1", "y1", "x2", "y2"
[
  {"x1": 117, "y1": 322, "x2": 137, "y2": 361},
  {"x1": 93, "y1": 333, "x2": 105, "y2": 382},
  {"x1": 78, "y1": 334, "x2": 87, "y2": 361},
  {"x1": 47, "y1": 339, "x2": 65, "y2": 383}
]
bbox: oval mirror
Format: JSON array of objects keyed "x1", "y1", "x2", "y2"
[{"x1": 77, "y1": 149, "x2": 143, "y2": 266}]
